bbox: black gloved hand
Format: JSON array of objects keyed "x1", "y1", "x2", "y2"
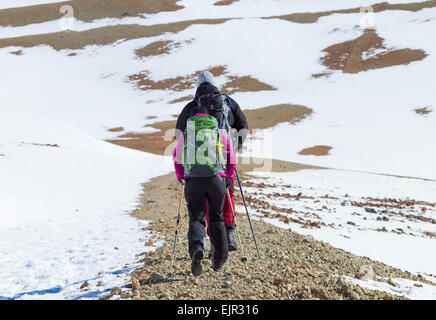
[{"x1": 226, "y1": 176, "x2": 235, "y2": 192}]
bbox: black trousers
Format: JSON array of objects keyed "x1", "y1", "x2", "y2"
[{"x1": 184, "y1": 176, "x2": 228, "y2": 263}]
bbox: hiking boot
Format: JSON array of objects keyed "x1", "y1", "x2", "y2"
[
  {"x1": 212, "y1": 258, "x2": 226, "y2": 272},
  {"x1": 227, "y1": 228, "x2": 237, "y2": 251},
  {"x1": 191, "y1": 249, "x2": 204, "y2": 277}
]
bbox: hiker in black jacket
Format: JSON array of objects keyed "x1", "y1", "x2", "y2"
[
  {"x1": 175, "y1": 71, "x2": 248, "y2": 253},
  {"x1": 175, "y1": 72, "x2": 248, "y2": 149}
]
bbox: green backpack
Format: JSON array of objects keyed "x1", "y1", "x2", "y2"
[{"x1": 182, "y1": 114, "x2": 226, "y2": 177}]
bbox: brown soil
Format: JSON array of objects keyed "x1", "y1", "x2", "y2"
[
  {"x1": 168, "y1": 95, "x2": 195, "y2": 104},
  {"x1": 298, "y1": 145, "x2": 332, "y2": 156},
  {"x1": 243, "y1": 104, "x2": 312, "y2": 129},
  {"x1": 415, "y1": 106, "x2": 433, "y2": 115},
  {"x1": 272, "y1": 1, "x2": 436, "y2": 24},
  {"x1": 107, "y1": 104, "x2": 313, "y2": 156},
  {"x1": 317, "y1": 29, "x2": 427, "y2": 75},
  {"x1": 0, "y1": 0, "x2": 183, "y2": 27},
  {"x1": 129, "y1": 73, "x2": 196, "y2": 92},
  {"x1": 129, "y1": 66, "x2": 227, "y2": 92},
  {"x1": 214, "y1": 0, "x2": 239, "y2": 6},
  {"x1": 221, "y1": 76, "x2": 276, "y2": 95},
  {"x1": 107, "y1": 120, "x2": 176, "y2": 157},
  {"x1": 10, "y1": 50, "x2": 23, "y2": 55},
  {"x1": 135, "y1": 41, "x2": 174, "y2": 58},
  {"x1": 0, "y1": 19, "x2": 229, "y2": 51},
  {"x1": 128, "y1": 65, "x2": 276, "y2": 100},
  {"x1": 312, "y1": 72, "x2": 332, "y2": 79},
  {"x1": 107, "y1": 127, "x2": 124, "y2": 132}
]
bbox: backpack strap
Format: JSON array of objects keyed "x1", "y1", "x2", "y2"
[{"x1": 224, "y1": 95, "x2": 233, "y2": 108}]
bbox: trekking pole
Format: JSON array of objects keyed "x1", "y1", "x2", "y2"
[
  {"x1": 170, "y1": 181, "x2": 185, "y2": 271},
  {"x1": 226, "y1": 188, "x2": 247, "y2": 263},
  {"x1": 222, "y1": 111, "x2": 261, "y2": 258},
  {"x1": 235, "y1": 168, "x2": 261, "y2": 259}
]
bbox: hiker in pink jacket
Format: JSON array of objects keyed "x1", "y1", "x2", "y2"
[
  {"x1": 173, "y1": 110, "x2": 236, "y2": 276},
  {"x1": 175, "y1": 72, "x2": 247, "y2": 253}
]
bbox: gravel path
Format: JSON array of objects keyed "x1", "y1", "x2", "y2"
[{"x1": 101, "y1": 172, "x2": 426, "y2": 300}]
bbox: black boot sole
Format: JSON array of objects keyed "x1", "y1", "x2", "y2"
[
  {"x1": 212, "y1": 259, "x2": 226, "y2": 272},
  {"x1": 191, "y1": 250, "x2": 204, "y2": 277}
]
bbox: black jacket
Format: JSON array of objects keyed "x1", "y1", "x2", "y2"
[{"x1": 175, "y1": 83, "x2": 248, "y2": 143}]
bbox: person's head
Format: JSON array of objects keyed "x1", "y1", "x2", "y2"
[{"x1": 196, "y1": 71, "x2": 217, "y2": 88}]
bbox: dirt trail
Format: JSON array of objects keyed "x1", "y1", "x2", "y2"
[{"x1": 100, "y1": 169, "x2": 427, "y2": 300}]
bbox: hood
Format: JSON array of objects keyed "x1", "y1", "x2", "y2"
[{"x1": 195, "y1": 82, "x2": 221, "y2": 100}]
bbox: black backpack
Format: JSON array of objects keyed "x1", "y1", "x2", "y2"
[{"x1": 195, "y1": 93, "x2": 226, "y2": 128}]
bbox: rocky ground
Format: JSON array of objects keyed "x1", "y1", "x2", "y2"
[{"x1": 100, "y1": 171, "x2": 429, "y2": 300}]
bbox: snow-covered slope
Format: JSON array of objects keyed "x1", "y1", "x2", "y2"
[
  {"x1": 242, "y1": 169, "x2": 436, "y2": 274},
  {"x1": 1, "y1": 3, "x2": 435, "y2": 179},
  {"x1": 0, "y1": 107, "x2": 170, "y2": 299}
]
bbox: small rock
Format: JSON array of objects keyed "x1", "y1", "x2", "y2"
[
  {"x1": 137, "y1": 273, "x2": 150, "y2": 281},
  {"x1": 340, "y1": 285, "x2": 349, "y2": 295},
  {"x1": 110, "y1": 287, "x2": 122, "y2": 296},
  {"x1": 120, "y1": 291, "x2": 132, "y2": 299},
  {"x1": 387, "y1": 278, "x2": 397, "y2": 287},
  {"x1": 346, "y1": 291, "x2": 360, "y2": 300},
  {"x1": 150, "y1": 272, "x2": 165, "y2": 284},
  {"x1": 132, "y1": 278, "x2": 140, "y2": 290},
  {"x1": 355, "y1": 272, "x2": 365, "y2": 280},
  {"x1": 80, "y1": 281, "x2": 89, "y2": 290},
  {"x1": 132, "y1": 290, "x2": 141, "y2": 297}
]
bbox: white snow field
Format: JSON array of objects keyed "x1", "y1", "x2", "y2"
[
  {"x1": 0, "y1": 107, "x2": 169, "y2": 299},
  {"x1": 240, "y1": 169, "x2": 436, "y2": 298},
  {"x1": 2, "y1": 4, "x2": 435, "y2": 179},
  {"x1": 243, "y1": 170, "x2": 436, "y2": 274},
  {"x1": 1, "y1": 0, "x2": 435, "y2": 299}
]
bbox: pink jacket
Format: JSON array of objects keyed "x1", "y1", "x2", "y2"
[{"x1": 173, "y1": 114, "x2": 236, "y2": 183}]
